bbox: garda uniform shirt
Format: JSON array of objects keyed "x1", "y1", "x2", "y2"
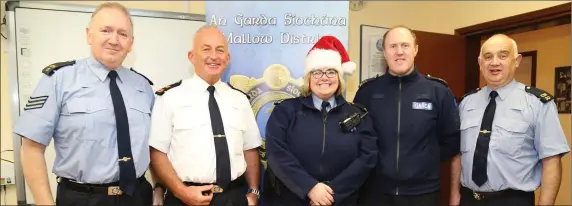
[
  {"x1": 149, "y1": 74, "x2": 263, "y2": 183},
  {"x1": 13, "y1": 57, "x2": 155, "y2": 184},
  {"x1": 459, "y1": 80, "x2": 570, "y2": 192}
]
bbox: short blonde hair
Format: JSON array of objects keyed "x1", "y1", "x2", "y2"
[
  {"x1": 300, "y1": 72, "x2": 346, "y2": 97},
  {"x1": 90, "y1": 2, "x2": 133, "y2": 30}
]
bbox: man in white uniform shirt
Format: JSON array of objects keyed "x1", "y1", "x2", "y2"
[{"x1": 149, "y1": 25, "x2": 263, "y2": 206}]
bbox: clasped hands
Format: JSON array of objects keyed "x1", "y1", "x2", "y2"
[{"x1": 308, "y1": 183, "x2": 335, "y2": 206}]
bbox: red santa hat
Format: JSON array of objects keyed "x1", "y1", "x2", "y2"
[{"x1": 305, "y1": 35, "x2": 356, "y2": 76}]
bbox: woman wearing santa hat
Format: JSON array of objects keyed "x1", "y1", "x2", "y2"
[{"x1": 264, "y1": 36, "x2": 378, "y2": 205}]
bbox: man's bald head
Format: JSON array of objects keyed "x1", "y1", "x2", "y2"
[{"x1": 480, "y1": 34, "x2": 518, "y2": 58}]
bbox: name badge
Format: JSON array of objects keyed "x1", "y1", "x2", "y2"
[{"x1": 412, "y1": 102, "x2": 433, "y2": 110}]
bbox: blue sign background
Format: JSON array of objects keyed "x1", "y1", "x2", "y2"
[{"x1": 206, "y1": 1, "x2": 348, "y2": 203}]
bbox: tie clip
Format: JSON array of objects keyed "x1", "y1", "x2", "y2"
[
  {"x1": 214, "y1": 134, "x2": 226, "y2": 138},
  {"x1": 118, "y1": 157, "x2": 132, "y2": 162},
  {"x1": 479, "y1": 130, "x2": 491, "y2": 134}
]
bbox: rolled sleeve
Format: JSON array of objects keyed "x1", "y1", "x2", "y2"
[
  {"x1": 148, "y1": 95, "x2": 173, "y2": 153},
  {"x1": 241, "y1": 97, "x2": 262, "y2": 150},
  {"x1": 534, "y1": 101, "x2": 570, "y2": 159},
  {"x1": 13, "y1": 75, "x2": 60, "y2": 146}
]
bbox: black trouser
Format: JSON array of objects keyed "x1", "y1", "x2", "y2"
[
  {"x1": 358, "y1": 190, "x2": 440, "y2": 206},
  {"x1": 459, "y1": 187, "x2": 535, "y2": 206},
  {"x1": 164, "y1": 175, "x2": 248, "y2": 206},
  {"x1": 55, "y1": 176, "x2": 152, "y2": 206}
]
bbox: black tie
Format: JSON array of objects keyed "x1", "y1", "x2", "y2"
[
  {"x1": 472, "y1": 90, "x2": 498, "y2": 187},
  {"x1": 207, "y1": 86, "x2": 231, "y2": 188},
  {"x1": 321, "y1": 101, "x2": 330, "y2": 117},
  {"x1": 108, "y1": 71, "x2": 137, "y2": 196}
]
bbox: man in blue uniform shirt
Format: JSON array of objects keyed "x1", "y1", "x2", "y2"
[
  {"x1": 451, "y1": 34, "x2": 569, "y2": 206},
  {"x1": 13, "y1": 2, "x2": 155, "y2": 205},
  {"x1": 355, "y1": 25, "x2": 461, "y2": 206}
]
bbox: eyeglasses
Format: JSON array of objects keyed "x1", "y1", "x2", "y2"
[{"x1": 311, "y1": 69, "x2": 338, "y2": 79}]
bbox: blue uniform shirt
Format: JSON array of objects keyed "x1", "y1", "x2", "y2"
[
  {"x1": 13, "y1": 57, "x2": 155, "y2": 184},
  {"x1": 459, "y1": 80, "x2": 570, "y2": 192},
  {"x1": 311, "y1": 94, "x2": 336, "y2": 112}
]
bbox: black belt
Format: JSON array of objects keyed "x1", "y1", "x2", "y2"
[
  {"x1": 182, "y1": 175, "x2": 246, "y2": 195},
  {"x1": 57, "y1": 176, "x2": 146, "y2": 196},
  {"x1": 461, "y1": 186, "x2": 531, "y2": 201}
]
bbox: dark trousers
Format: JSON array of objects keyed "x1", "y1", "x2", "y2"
[
  {"x1": 459, "y1": 187, "x2": 535, "y2": 206},
  {"x1": 358, "y1": 191, "x2": 440, "y2": 206},
  {"x1": 164, "y1": 176, "x2": 248, "y2": 206},
  {"x1": 55, "y1": 177, "x2": 152, "y2": 206}
]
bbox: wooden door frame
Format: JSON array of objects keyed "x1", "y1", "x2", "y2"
[{"x1": 455, "y1": 2, "x2": 571, "y2": 93}]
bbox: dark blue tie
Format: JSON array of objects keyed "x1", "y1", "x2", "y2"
[
  {"x1": 207, "y1": 86, "x2": 231, "y2": 188},
  {"x1": 321, "y1": 101, "x2": 330, "y2": 117},
  {"x1": 472, "y1": 91, "x2": 498, "y2": 187},
  {"x1": 108, "y1": 71, "x2": 137, "y2": 196}
]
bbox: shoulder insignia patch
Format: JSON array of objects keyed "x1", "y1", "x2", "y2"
[
  {"x1": 359, "y1": 74, "x2": 380, "y2": 87},
  {"x1": 42, "y1": 60, "x2": 75, "y2": 76},
  {"x1": 460, "y1": 88, "x2": 480, "y2": 102},
  {"x1": 155, "y1": 80, "x2": 182, "y2": 96},
  {"x1": 525, "y1": 86, "x2": 553, "y2": 103},
  {"x1": 130, "y1": 68, "x2": 154, "y2": 85},
  {"x1": 425, "y1": 74, "x2": 448, "y2": 87},
  {"x1": 227, "y1": 83, "x2": 250, "y2": 100}
]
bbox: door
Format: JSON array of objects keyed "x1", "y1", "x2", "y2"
[{"x1": 414, "y1": 30, "x2": 465, "y2": 206}]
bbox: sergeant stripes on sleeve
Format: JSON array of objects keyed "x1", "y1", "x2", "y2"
[{"x1": 24, "y1": 96, "x2": 49, "y2": 111}]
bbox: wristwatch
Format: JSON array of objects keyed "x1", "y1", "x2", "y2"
[
  {"x1": 247, "y1": 188, "x2": 261, "y2": 198},
  {"x1": 154, "y1": 182, "x2": 166, "y2": 191}
]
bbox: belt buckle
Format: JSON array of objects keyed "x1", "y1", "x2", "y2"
[
  {"x1": 211, "y1": 185, "x2": 224, "y2": 193},
  {"x1": 472, "y1": 191, "x2": 482, "y2": 200},
  {"x1": 108, "y1": 186, "x2": 123, "y2": 196}
]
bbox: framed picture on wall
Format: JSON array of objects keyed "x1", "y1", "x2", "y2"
[
  {"x1": 554, "y1": 66, "x2": 571, "y2": 113},
  {"x1": 359, "y1": 25, "x2": 389, "y2": 83}
]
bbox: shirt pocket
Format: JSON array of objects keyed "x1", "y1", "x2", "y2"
[
  {"x1": 173, "y1": 107, "x2": 210, "y2": 153},
  {"x1": 60, "y1": 98, "x2": 108, "y2": 141},
  {"x1": 460, "y1": 118, "x2": 481, "y2": 153},
  {"x1": 492, "y1": 118, "x2": 530, "y2": 157},
  {"x1": 225, "y1": 108, "x2": 246, "y2": 156}
]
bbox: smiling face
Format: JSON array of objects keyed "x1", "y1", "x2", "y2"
[
  {"x1": 309, "y1": 68, "x2": 339, "y2": 100},
  {"x1": 383, "y1": 27, "x2": 419, "y2": 76},
  {"x1": 189, "y1": 26, "x2": 230, "y2": 84},
  {"x1": 478, "y1": 35, "x2": 521, "y2": 90},
  {"x1": 86, "y1": 6, "x2": 134, "y2": 70}
]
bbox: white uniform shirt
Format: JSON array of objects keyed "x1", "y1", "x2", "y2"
[{"x1": 149, "y1": 74, "x2": 263, "y2": 183}]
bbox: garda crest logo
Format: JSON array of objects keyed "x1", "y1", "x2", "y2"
[{"x1": 229, "y1": 64, "x2": 303, "y2": 169}]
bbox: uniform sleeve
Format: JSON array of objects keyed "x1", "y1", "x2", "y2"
[
  {"x1": 241, "y1": 97, "x2": 262, "y2": 150},
  {"x1": 329, "y1": 113, "x2": 378, "y2": 203},
  {"x1": 265, "y1": 103, "x2": 318, "y2": 200},
  {"x1": 352, "y1": 86, "x2": 368, "y2": 107},
  {"x1": 534, "y1": 101, "x2": 570, "y2": 159},
  {"x1": 438, "y1": 88, "x2": 461, "y2": 161},
  {"x1": 13, "y1": 75, "x2": 61, "y2": 146},
  {"x1": 148, "y1": 95, "x2": 173, "y2": 153}
]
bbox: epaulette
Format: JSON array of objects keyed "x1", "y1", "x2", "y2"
[
  {"x1": 155, "y1": 80, "x2": 182, "y2": 96},
  {"x1": 425, "y1": 74, "x2": 448, "y2": 88},
  {"x1": 130, "y1": 68, "x2": 154, "y2": 86},
  {"x1": 359, "y1": 74, "x2": 380, "y2": 87},
  {"x1": 348, "y1": 102, "x2": 368, "y2": 114},
  {"x1": 42, "y1": 60, "x2": 75, "y2": 76},
  {"x1": 525, "y1": 86, "x2": 553, "y2": 103},
  {"x1": 460, "y1": 88, "x2": 480, "y2": 102},
  {"x1": 227, "y1": 83, "x2": 250, "y2": 100},
  {"x1": 274, "y1": 98, "x2": 296, "y2": 105}
]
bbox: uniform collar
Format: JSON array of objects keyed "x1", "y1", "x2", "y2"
[
  {"x1": 384, "y1": 66, "x2": 420, "y2": 82},
  {"x1": 485, "y1": 79, "x2": 517, "y2": 101},
  {"x1": 311, "y1": 93, "x2": 337, "y2": 110},
  {"x1": 87, "y1": 56, "x2": 129, "y2": 83},
  {"x1": 190, "y1": 73, "x2": 224, "y2": 94},
  {"x1": 301, "y1": 94, "x2": 346, "y2": 110}
]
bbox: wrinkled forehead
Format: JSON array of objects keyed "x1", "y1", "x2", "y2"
[
  {"x1": 194, "y1": 28, "x2": 227, "y2": 48},
  {"x1": 481, "y1": 38, "x2": 514, "y2": 56}
]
